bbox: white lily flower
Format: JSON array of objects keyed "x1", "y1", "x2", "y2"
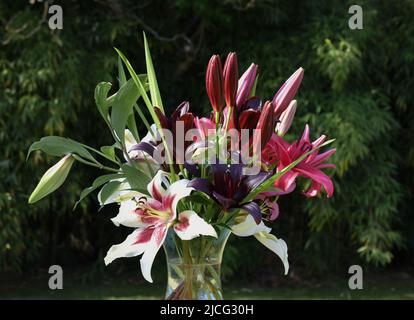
[
  {"x1": 124, "y1": 125, "x2": 160, "y2": 165},
  {"x1": 231, "y1": 214, "x2": 289, "y2": 275},
  {"x1": 104, "y1": 170, "x2": 217, "y2": 283}
]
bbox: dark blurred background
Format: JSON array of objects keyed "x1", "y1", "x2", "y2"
[{"x1": 1, "y1": 0, "x2": 413, "y2": 298}]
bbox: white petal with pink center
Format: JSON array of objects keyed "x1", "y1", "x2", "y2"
[
  {"x1": 231, "y1": 214, "x2": 289, "y2": 274},
  {"x1": 104, "y1": 229, "x2": 148, "y2": 265},
  {"x1": 174, "y1": 210, "x2": 218, "y2": 240},
  {"x1": 111, "y1": 198, "x2": 147, "y2": 228}
]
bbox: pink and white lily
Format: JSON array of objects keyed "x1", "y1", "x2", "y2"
[{"x1": 104, "y1": 170, "x2": 217, "y2": 282}]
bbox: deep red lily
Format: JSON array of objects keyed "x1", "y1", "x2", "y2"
[
  {"x1": 206, "y1": 55, "x2": 225, "y2": 113},
  {"x1": 223, "y1": 52, "x2": 239, "y2": 108},
  {"x1": 263, "y1": 125, "x2": 336, "y2": 197},
  {"x1": 253, "y1": 100, "x2": 275, "y2": 154}
]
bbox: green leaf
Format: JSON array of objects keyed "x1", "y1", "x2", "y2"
[
  {"x1": 243, "y1": 139, "x2": 336, "y2": 202},
  {"x1": 115, "y1": 48, "x2": 160, "y2": 128},
  {"x1": 126, "y1": 112, "x2": 140, "y2": 142},
  {"x1": 143, "y1": 32, "x2": 164, "y2": 112},
  {"x1": 111, "y1": 78, "x2": 140, "y2": 147},
  {"x1": 100, "y1": 146, "x2": 117, "y2": 162},
  {"x1": 121, "y1": 164, "x2": 150, "y2": 195},
  {"x1": 115, "y1": 48, "x2": 177, "y2": 178},
  {"x1": 117, "y1": 56, "x2": 127, "y2": 86},
  {"x1": 29, "y1": 155, "x2": 75, "y2": 204},
  {"x1": 187, "y1": 192, "x2": 214, "y2": 206},
  {"x1": 74, "y1": 173, "x2": 124, "y2": 209},
  {"x1": 95, "y1": 82, "x2": 112, "y2": 123},
  {"x1": 27, "y1": 136, "x2": 96, "y2": 162},
  {"x1": 98, "y1": 180, "x2": 124, "y2": 205}
]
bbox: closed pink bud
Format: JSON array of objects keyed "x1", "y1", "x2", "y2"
[
  {"x1": 254, "y1": 101, "x2": 275, "y2": 154},
  {"x1": 223, "y1": 52, "x2": 239, "y2": 108},
  {"x1": 273, "y1": 67, "x2": 304, "y2": 117},
  {"x1": 206, "y1": 55, "x2": 225, "y2": 113},
  {"x1": 277, "y1": 100, "x2": 297, "y2": 136},
  {"x1": 236, "y1": 63, "x2": 258, "y2": 108}
]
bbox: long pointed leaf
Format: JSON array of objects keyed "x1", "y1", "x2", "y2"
[
  {"x1": 27, "y1": 136, "x2": 96, "y2": 163},
  {"x1": 115, "y1": 48, "x2": 160, "y2": 129},
  {"x1": 118, "y1": 56, "x2": 127, "y2": 86},
  {"x1": 95, "y1": 82, "x2": 112, "y2": 124},
  {"x1": 115, "y1": 48, "x2": 176, "y2": 178},
  {"x1": 143, "y1": 32, "x2": 164, "y2": 112},
  {"x1": 111, "y1": 78, "x2": 141, "y2": 146}
]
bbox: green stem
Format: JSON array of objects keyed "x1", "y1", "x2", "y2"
[
  {"x1": 225, "y1": 106, "x2": 233, "y2": 134},
  {"x1": 81, "y1": 144, "x2": 119, "y2": 165},
  {"x1": 72, "y1": 155, "x2": 119, "y2": 173},
  {"x1": 215, "y1": 111, "x2": 220, "y2": 160}
]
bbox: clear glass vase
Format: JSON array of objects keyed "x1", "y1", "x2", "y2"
[{"x1": 163, "y1": 227, "x2": 231, "y2": 300}]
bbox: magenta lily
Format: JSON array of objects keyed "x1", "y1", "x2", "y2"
[{"x1": 263, "y1": 125, "x2": 336, "y2": 197}]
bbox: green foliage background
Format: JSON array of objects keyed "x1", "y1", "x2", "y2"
[{"x1": 1, "y1": 0, "x2": 413, "y2": 283}]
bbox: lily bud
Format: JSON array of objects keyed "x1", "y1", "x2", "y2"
[
  {"x1": 28, "y1": 154, "x2": 75, "y2": 204},
  {"x1": 206, "y1": 55, "x2": 225, "y2": 113},
  {"x1": 236, "y1": 63, "x2": 257, "y2": 108},
  {"x1": 273, "y1": 67, "x2": 304, "y2": 117},
  {"x1": 277, "y1": 100, "x2": 297, "y2": 136},
  {"x1": 254, "y1": 101, "x2": 275, "y2": 154},
  {"x1": 223, "y1": 52, "x2": 239, "y2": 108}
]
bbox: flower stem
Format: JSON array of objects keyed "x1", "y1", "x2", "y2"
[
  {"x1": 215, "y1": 111, "x2": 220, "y2": 160},
  {"x1": 71, "y1": 155, "x2": 119, "y2": 173}
]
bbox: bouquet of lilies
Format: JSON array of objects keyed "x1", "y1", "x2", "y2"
[{"x1": 28, "y1": 33, "x2": 335, "y2": 299}]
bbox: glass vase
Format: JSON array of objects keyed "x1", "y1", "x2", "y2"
[{"x1": 163, "y1": 227, "x2": 231, "y2": 300}]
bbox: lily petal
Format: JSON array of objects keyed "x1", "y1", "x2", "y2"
[
  {"x1": 111, "y1": 198, "x2": 147, "y2": 228},
  {"x1": 254, "y1": 232, "x2": 289, "y2": 275},
  {"x1": 236, "y1": 63, "x2": 258, "y2": 108},
  {"x1": 240, "y1": 202, "x2": 262, "y2": 224},
  {"x1": 125, "y1": 129, "x2": 138, "y2": 154},
  {"x1": 231, "y1": 214, "x2": 271, "y2": 237},
  {"x1": 295, "y1": 165, "x2": 334, "y2": 197},
  {"x1": 140, "y1": 225, "x2": 168, "y2": 283},
  {"x1": 174, "y1": 210, "x2": 217, "y2": 240},
  {"x1": 165, "y1": 179, "x2": 193, "y2": 216},
  {"x1": 104, "y1": 229, "x2": 147, "y2": 265},
  {"x1": 194, "y1": 117, "x2": 216, "y2": 140},
  {"x1": 147, "y1": 170, "x2": 171, "y2": 201}
]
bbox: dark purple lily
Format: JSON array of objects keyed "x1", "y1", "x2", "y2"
[
  {"x1": 206, "y1": 55, "x2": 225, "y2": 113},
  {"x1": 188, "y1": 162, "x2": 272, "y2": 224}
]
